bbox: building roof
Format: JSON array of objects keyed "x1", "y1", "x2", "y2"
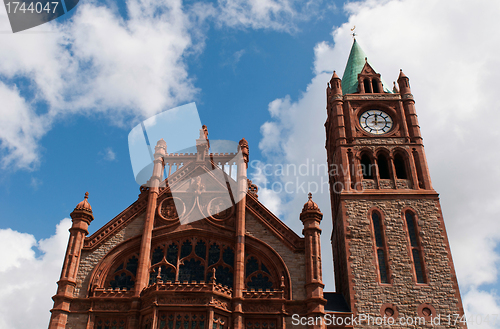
[{"x1": 341, "y1": 39, "x2": 393, "y2": 95}]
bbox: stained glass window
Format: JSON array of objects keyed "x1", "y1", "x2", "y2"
[
  {"x1": 108, "y1": 255, "x2": 138, "y2": 290},
  {"x1": 152, "y1": 246, "x2": 164, "y2": 265},
  {"x1": 166, "y1": 244, "x2": 178, "y2": 266},
  {"x1": 179, "y1": 259, "x2": 205, "y2": 283},
  {"x1": 180, "y1": 241, "x2": 193, "y2": 259},
  {"x1": 95, "y1": 318, "x2": 126, "y2": 329},
  {"x1": 208, "y1": 244, "x2": 220, "y2": 266},
  {"x1": 195, "y1": 241, "x2": 206, "y2": 259},
  {"x1": 245, "y1": 256, "x2": 274, "y2": 290},
  {"x1": 222, "y1": 248, "x2": 234, "y2": 267}
]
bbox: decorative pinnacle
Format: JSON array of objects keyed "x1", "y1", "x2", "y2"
[
  {"x1": 84, "y1": 192, "x2": 89, "y2": 199},
  {"x1": 211, "y1": 267, "x2": 216, "y2": 284},
  {"x1": 301, "y1": 192, "x2": 320, "y2": 213},
  {"x1": 351, "y1": 26, "x2": 356, "y2": 39}
]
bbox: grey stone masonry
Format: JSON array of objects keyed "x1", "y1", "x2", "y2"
[
  {"x1": 74, "y1": 212, "x2": 145, "y2": 297},
  {"x1": 245, "y1": 213, "x2": 306, "y2": 301},
  {"x1": 344, "y1": 198, "x2": 463, "y2": 328}
]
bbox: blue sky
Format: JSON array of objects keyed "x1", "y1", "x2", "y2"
[{"x1": 1, "y1": 0, "x2": 500, "y2": 328}]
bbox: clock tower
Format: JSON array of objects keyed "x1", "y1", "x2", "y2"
[{"x1": 325, "y1": 39, "x2": 467, "y2": 326}]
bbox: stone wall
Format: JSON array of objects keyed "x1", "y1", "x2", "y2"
[
  {"x1": 74, "y1": 212, "x2": 145, "y2": 298},
  {"x1": 65, "y1": 313, "x2": 88, "y2": 329},
  {"x1": 245, "y1": 213, "x2": 306, "y2": 301},
  {"x1": 344, "y1": 198, "x2": 463, "y2": 328}
]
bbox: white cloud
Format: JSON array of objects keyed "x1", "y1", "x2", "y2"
[
  {"x1": 255, "y1": 0, "x2": 500, "y2": 316},
  {"x1": 0, "y1": 0, "x2": 202, "y2": 170},
  {"x1": 216, "y1": 0, "x2": 306, "y2": 32},
  {"x1": 101, "y1": 147, "x2": 117, "y2": 161},
  {"x1": 0, "y1": 82, "x2": 47, "y2": 169},
  {"x1": 0, "y1": 0, "x2": 336, "y2": 171},
  {"x1": 0, "y1": 218, "x2": 71, "y2": 329}
]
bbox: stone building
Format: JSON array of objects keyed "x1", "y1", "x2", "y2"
[{"x1": 48, "y1": 40, "x2": 466, "y2": 328}]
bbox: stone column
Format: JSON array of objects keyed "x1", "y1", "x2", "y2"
[
  {"x1": 134, "y1": 139, "x2": 167, "y2": 295},
  {"x1": 300, "y1": 193, "x2": 326, "y2": 329},
  {"x1": 233, "y1": 138, "x2": 248, "y2": 329}
]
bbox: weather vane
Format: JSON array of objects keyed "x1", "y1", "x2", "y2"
[{"x1": 351, "y1": 26, "x2": 357, "y2": 39}]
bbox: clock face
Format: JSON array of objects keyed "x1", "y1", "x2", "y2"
[{"x1": 359, "y1": 109, "x2": 393, "y2": 135}]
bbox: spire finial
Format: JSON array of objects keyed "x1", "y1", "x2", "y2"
[
  {"x1": 350, "y1": 26, "x2": 356, "y2": 39},
  {"x1": 84, "y1": 192, "x2": 89, "y2": 199},
  {"x1": 308, "y1": 192, "x2": 312, "y2": 200}
]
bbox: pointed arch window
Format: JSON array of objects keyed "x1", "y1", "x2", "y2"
[
  {"x1": 95, "y1": 318, "x2": 126, "y2": 329},
  {"x1": 245, "y1": 256, "x2": 274, "y2": 290},
  {"x1": 377, "y1": 154, "x2": 390, "y2": 179},
  {"x1": 108, "y1": 255, "x2": 138, "y2": 290},
  {"x1": 360, "y1": 153, "x2": 373, "y2": 179},
  {"x1": 371, "y1": 211, "x2": 390, "y2": 283},
  {"x1": 394, "y1": 153, "x2": 407, "y2": 179},
  {"x1": 405, "y1": 211, "x2": 427, "y2": 283},
  {"x1": 147, "y1": 238, "x2": 234, "y2": 288},
  {"x1": 412, "y1": 149, "x2": 425, "y2": 188}
]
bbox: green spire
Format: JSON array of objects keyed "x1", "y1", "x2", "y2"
[{"x1": 341, "y1": 39, "x2": 393, "y2": 95}]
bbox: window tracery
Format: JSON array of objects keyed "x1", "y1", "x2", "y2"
[
  {"x1": 108, "y1": 255, "x2": 138, "y2": 290},
  {"x1": 158, "y1": 313, "x2": 206, "y2": 329},
  {"x1": 245, "y1": 256, "x2": 274, "y2": 290},
  {"x1": 148, "y1": 238, "x2": 234, "y2": 288},
  {"x1": 95, "y1": 318, "x2": 126, "y2": 329}
]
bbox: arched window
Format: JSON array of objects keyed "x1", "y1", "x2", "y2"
[
  {"x1": 245, "y1": 256, "x2": 274, "y2": 290},
  {"x1": 95, "y1": 318, "x2": 126, "y2": 329},
  {"x1": 377, "y1": 154, "x2": 390, "y2": 179},
  {"x1": 360, "y1": 153, "x2": 373, "y2": 179},
  {"x1": 372, "y1": 211, "x2": 390, "y2": 283},
  {"x1": 158, "y1": 312, "x2": 206, "y2": 329},
  {"x1": 363, "y1": 79, "x2": 372, "y2": 93},
  {"x1": 394, "y1": 153, "x2": 407, "y2": 179},
  {"x1": 108, "y1": 255, "x2": 139, "y2": 290},
  {"x1": 146, "y1": 238, "x2": 234, "y2": 288},
  {"x1": 372, "y1": 79, "x2": 380, "y2": 93},
  {"x1": 405, "y1": 211, "x2": 426, "y2": 283},
  {"x1": 412, "y1": 149, "x2": 425, "y2": 188}
]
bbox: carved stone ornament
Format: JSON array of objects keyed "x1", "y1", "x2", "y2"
[
  {"x1": 209, "y1": 296, "x2": 229, "y2": 310},
  {"x1": 208, "y1": 197, "x2": 234, "y2": 221},
  {"x1": 158, "y1": 197, "x2": 185, "y2": 221},
  {"x1": 243, "y1": 303, "x2": 280, "y2": 313},
  {"x1": 93, "y1": 301, "x2": 129, "y2": 311},
  {"x1": 157, "y1": 297, "x2": 207, "y2": 305}
]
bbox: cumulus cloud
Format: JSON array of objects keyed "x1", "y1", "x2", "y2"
[
  {"x1": 0, "y1": 0, "x2": 336, "y2": 171},
  {"x1": 101, "y1": 147, "x2": 117, "y2": 161},
  {"x1": 254, "y1": 0, "x2": 500, "y2": 319},
  {"x1": 216, "y1": 0, "x2": 328, "y2": 32},
  {"x1": 0, "y1": 0, "x2": 201, "y2": 170},
  {"x1": 0, "y1": 82, "x2": 48, "y2": 169},
  {"x1": 0, "y1": 218, "x2": 71, "y2": 329}
]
